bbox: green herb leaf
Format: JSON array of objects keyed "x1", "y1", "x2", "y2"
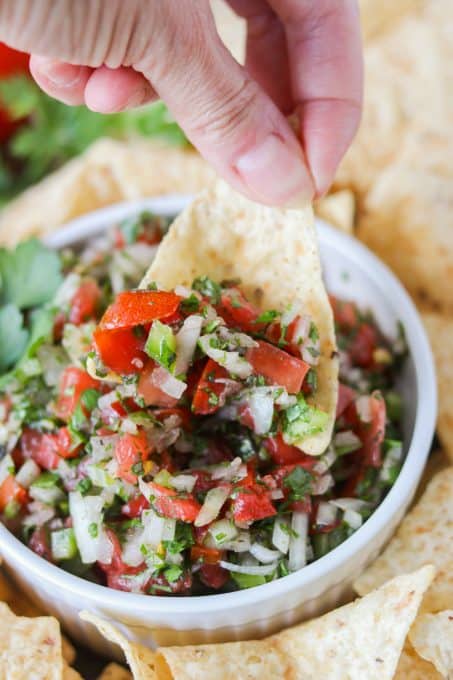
[
  {"x1": 192, "y1": 276, "x2": 221, "y2": 305},
  {"x1": 0, "y1": 239, "x2": 62, "y2": 309},
  {"x1": 164, "y1": 565, "x2": 183, "y2": 583},
  {"x1": 282, "y1": 466, "x2": 313, "y2": 500},
  {"x1": 0, "y1": 304, "x2": 29, "y2": 371},
  {"x1": 255, "y1": 310, "x2": 279, "y2": 324},
  {"x1": 145, "y1": 320, "x2": 176, "y2": 371}
]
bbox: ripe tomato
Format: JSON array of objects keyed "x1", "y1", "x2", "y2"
[
  {"x1": 144, "y1": 482, "x2": 201, "y2": 522},
  {"x1": 216, "y1": 287, "x2": 262, "y2": 332},
  {"x1": 199, "y1": 563, "x2": 229, "y2": 589},
  {"x1": 336, "y1": 384, "x2": 356, "y2": 418},
  {"x1": 28, "y1": 526, "x2": 53, "y2": 562},
  {"x1": 69, "y1": 279, "x2": 101, "y2": 325},
  {"x1": 99, "y1": 290, "x2": 181, "y2": 330},
  {"x1": 329, "y1": 296, "x2": 358, "y2": 330},
  {"x1": 264, "y1": 434, "x2": 316, "y2": 466},
  {"x1": 348, "y1": 323, "x2": 378, "y2": 368},
  {"x1": 232, "y1": 486, "x2": 276, "y2": 524},
  {"x1": 114, "y1": 431, "x2": 150, "y2": 484},
  {"x1": 94, "y1": 326, "x2": 147, "y2": 375},
  {"x1": 357, "y1": 392, "x2": 386, "y2": 467},
  {"x1": 137, "y1": 361, "x2": 179, "y2": 407},
  {"x1": 192, "y1": 359, "x2": 231, "y2": 415},
  {"x1": 245, "y1": 340, "x2": 309, "y2": 393},
  {"x1": 190, "y1": 545, "x2": 224, "y2": 565},
  {"x1": 55, "y1": 367, "x2": 99, "y2": 422},
  {"x1": 121, "y1": 494, "x2": 150, "y2": 518},
  {"x1": 0, "y1": 475, "x2": 28, "y2": 512},
  {"x1": 21, "y1": 429, "x2": 60, "y2": 470}
]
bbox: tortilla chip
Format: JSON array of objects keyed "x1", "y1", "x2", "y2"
[
  {"x1": 415, "y1": 449, "x2": 451, "y2": 502},
  {"x1": 0, "y1": 138, "x2": 214, "y2": 247},
  {"x1": 359, "y1": 0, "x2": 422, "y2": 41},
  {"x1": 0, "y1": 569, "x2": 44, "y2": 618},
  {"x1": 63, "y1": 664, "x2": 84, "y2": 680},
  {"x1": 156, "y1": 567, "x2": 434, "y2": 680},
  {"x1": 97, "y1": 663, "x2": 132, "y2": 680},
  {"x1": 315, "y1": 190, "x2": 355, "y2": 234},
  {"x1": 80, "y1": 611, "x2": 158, "y2": 680},
  {"x1": 144, "y1": 180, "x2": 338, "y2": 455},
  {"x1": 409, "y1": 610, "x2": 453, "y2": 677},
  {"x1": 394, "y1": 642, "x2": 443, "y2": 680},
  {"x1": 0, "y1": 602, "x2": 63, "y2": 679},
  {"x1": 422, "y1": 313, "x2": 453, "y2": 460},
  {"x1": 61, "y1": 635, "x2": 77, "y2": 666},
  {"x1": 354, "y1": 468, "x2": 453, "y2": 613}
]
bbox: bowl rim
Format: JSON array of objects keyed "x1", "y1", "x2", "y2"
[{"x1": 0, "y1": 196, "x2": 437, "y2": 615}]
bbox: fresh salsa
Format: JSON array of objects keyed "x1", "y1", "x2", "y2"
[{"x1": 0, "y1": 213, "x2": 405, "y2": 596}]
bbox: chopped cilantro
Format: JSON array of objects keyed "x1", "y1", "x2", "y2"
[
  {"x1": 180, "y1": 294, "x2": 200, "y2": 314},
  {"x1": 309, "y1": 322, "x2": 319, "y2": 342},
  {"x1": 164, "y1": 565, "x2": 183, "y2": 583},
  {"x1": 192, "y1": 276, "x2": 221, "y2": 305},
  {"x1": 88, "y1": 522, "x2": 98, "y2": 538},
  {"x1": 305, "y1": 368, "x2": 318, "y2": 392},
  {"x1": 255, "y1": 310, "x2": 279, "y2": 324},
  {"x1": 81, "y1": 388, "x2": 101, "y2": 412},
  {"x1": 282, "y1": 466, "x2": 313, "y2": 500},
  {"x1": 76, "y1": 478, "x2": 92, "y2": 495},
  {"x1": 163, "y1": 523, "x2": 194, "y2": 554}
]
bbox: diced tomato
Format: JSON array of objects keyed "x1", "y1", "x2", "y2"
[
  {"x1": 28, "y1": 526, "x2": 53, "y2": 562},
  {"x1": 232, "y1": 486, "x2": 276, "y2": 524},
  {"x1": 185, "y1": 359, "x2": 207, "y2": 401},
  {"x1": 190, "y1": 545, "x2": 224, "y2": 565},
  {"x1": 264, "y1": 434, "x2": 314, "y2": 466},
  {"x1": 137, "y1": 361, "x2": 179, "y2": 407},
  {"x1": 0, "y1": 475, "x2": 28, "y2": 512},
  {"x1": 192, "y1": 359, "x2": 231, "y2": 415},
  {"x1": 291, "y1": 497, "x2": 312, "y2": 513},
  {"x1": 21, "y1": 429, "x2": 60, "y2": 470},
  {"x1": 121, "y1": 494, "x2": 150, "y2": 518},
  {"x1": 245, "y1": 340, "x2": 309, "y2": 393},
  {"x1": 55, "y1": 367, "x2": 100, "y2": 422},
  {"x1": 357, "y1": 392, "x2": 386, "y2": 467},
  {"x1": 94, "y1": 326, "x2": 148, "y2": 375},
  {"x1": 114, "y1": 431, "x2": 150, "y2": 484},
  {"x1": 154, "y1": 407, "x2": 192, "y2": 430},
  {"x1": 54, "y1": 426, "x2": 83, "y2": 459},
  {"x1": 336, "y1": 384, "x2": 356, "y2": 418},
  {"x1": 69, "y1": 279, "x2": 101, "y2": 325},
  {"x1": 192, "y1": 470, "x2": 217, "y2": 495},
  {"x1": 216, "y1": 287, "x2": 262, "y2": 332},
  {"x1": 52, "y1": 311, "x2": 67, "y2": 342},
  {"x1": 341, "y1": 465, "x2": 366, "y2": 497},
  {"x1": 99, "y1": 529, "x2": 146, "y2": 591},
  {"x1": 238, "y1": 404, "x2": 255, "y2": 431},
  {"x1": 145, "y1": 482, "x2": 201, "y2": 522},
  {"x1": 271, "y1": 462, "x2": 317, "y2": 490},
  {"x1": 348, "y1": 323, "x2": 378, "y2": 368},
  {"x1": 99, "y1": 290, "x2": 181, "y2": 330},
  {"x1": 329, "y1": 296, "x2": 358, "y2": 330},
  {"x1": 199, "y1": 563, "x2": 229, "y2": 589}
]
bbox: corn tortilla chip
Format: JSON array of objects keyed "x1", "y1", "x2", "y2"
[
  {"x1": 394, "y1": 642, "x2": 443, "y2": 680},
  {"x1": 143, "y1": 180, "x2": 338, "y2": 455},
  {"x1": 80, "y1": 611, "x2": 158, "y2": 680},
  {"x1": 0, "y1": 602, "x2": 63, "y2": 680},
  {"x1": 315, "y1": 190, "x2": 355, "y2": 234},
  {"x1": 97, "y1": 663, "x2": 132, "y2": 680},
  {"x1": 0, "y1": 138, "x2": 214, "y2": 247},
  {"x1": 359, "y1": 0, "x2": 422, "y2": 40},
  {"x1": 156, "y1": 567, "x2": 434, "y2": 680},
  {"x1": 422, "y1": 313, "x2": 453, "y2": 460},
  {"x1": 354, "y1": 468, "x2": 453, "y2": 612},
  {"x1": 409, "y1": 610, "x2": 453, "y2": 677},
  {"x1": 63, "y1": 665, "x2": 84, "y2": 680}
]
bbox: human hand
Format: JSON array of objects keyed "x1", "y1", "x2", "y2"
[{"x1": 0, "y1": 0, "x2": 362, "y2": 206}]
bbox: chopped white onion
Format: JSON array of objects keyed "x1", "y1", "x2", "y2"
[
  {"x1": 174, "y1": 285, "x2": 195, "y2": 298},
  {"x1": 54, "y1": 272, "x2": 81, "y2": 306},
  {"x1": 37, "y1": 346, "x2": 67, "y2": 386},
  {"x1": 90, "y1": 435, "x2": 118, "y2": 463},
  {"x1": 281, "y1": 304, "x2": 299, "y2": 328},
  {"x1": 208, "y1": 518, "x2": 238, "y2": 546},
  {"x1": 120, "y1": 417, "x2": 138, "y2": 435},
  {"x1": 171, "y1": 474, "x2": 197, "y2": 493},
  {"x1": 29, "y1": 485, "x2": 64, "y2": 505},
  {"x1": 0, "y1": 453, "x2": 14, "y2": 486},
  {"x1": 272, "y1": 517, "x2": 290, "y2": 554},
  {"x1": 15, "y1": 459, "x2": 40, "y2": 488},
  {"x1": 97, "y1": 391, "x2": 119, "y2": 412},
  {"x1": 290, "y1": 315, "x2": 310, "y2": 345},
  {"x1": 330, "y1": 498, "x2": 369, "y2": 512},
  {"x1": 219, "y1": 560, "x2": 277, "y2": 576},
  {"x1": 333, "y1": 430, "x2": 362, "y2": 452},
  {"x1": 174, "y1": 315, "x2": 203, "y2": 375},
  {"x1": 195, "y1": 486, "x2": 230, "y2": 527},
  {"x1": 356, "y1": 395, "x2": 372, "y2": 423},
  {"x1": 69, "y1": 492, "x2": 113, "y2": 565},
  {"x1": 218, "y1": 531, "x2": 251, "y2": 553},
  {"x1": 141, "y1": 509, "x2": 176, "y2": 549},
  {"x1": 218, "y1": 327, "x2": 258, "y2": 349},
  {"x1": 288, "y1": 512, "x2": 308, "y2": 572},
  {"x1": 23, "y1": 501, "x2": 55, "y2": 527},
  {"x1": 312, "y1": 473, "x2": 334, "y2": 495},
  {"x1": 270, "y1": 489, "x2": 284, "y2": 500},
  {"x1": 211, "y1": 457, "x2": 245, "y2": 482},
  {"x1": 250, "y1": 543, "x2": 282, "y2": 564},
  {"x1": 314, "y1": 446, "x2": 337, "y2": 474},
  {"x1": 198, "y1": 335, "x2": 252, "y2": 379},
  {"x1": 151, "y1": 367, "x2": 187, "y2": 399},
  {"x1": 246, "y1": 390, "x2": 274, "y2": 435},
  {"x1": 343, "y1": 508, "x2": 363, "y2": 530},
  {"x1": 122, "y1": 527, "x2": 146, "y2": 567},
  {"x1": 316, "y1": 501, "x2": 337, "y2": 527}
]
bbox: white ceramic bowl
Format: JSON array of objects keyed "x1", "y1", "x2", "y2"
[{"x1": 0, "y1": 197, "x2": 437, "y2": 658}]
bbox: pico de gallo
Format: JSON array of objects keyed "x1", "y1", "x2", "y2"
[{"x1": 0, "y1": 212, "x2": 406, "y2": 595}]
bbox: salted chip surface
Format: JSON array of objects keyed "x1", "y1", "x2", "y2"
[
  {"x1": 394, "y1": 643, "x2": 443, "y2": 680},
  {"x1": 153, "y1": 567, "x2": 433, "y2": 680},
  {"x1": 97, "y1": 662, "x2": 133, "y2": 680},
  {"x1": 80, "y1": 612, "x2": 158, "y2": 680},
  {"x1": 144, "y1": 180, "x2": 338, "y2": 455},
  {"x1": 0, "y1": 602, "x2": 63, "y2": 680},
  {"x1": 315, "y1": 190, "x2": 355, "y2": 234},
  {"x1": 409, "y1": 610, "x2": 453, "y2": 677},
  {"x1": 354, "y1": 468, "x2": 453, "y2": 612}
]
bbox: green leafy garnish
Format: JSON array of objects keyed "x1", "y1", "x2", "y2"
[
  {"x1": 255, "y1": 310, "x2": 279, "y2": 324},
  {"x1": 0, "y1": 304, "x2": 29, "y2": 371},
  {"x1": 192, "y1": 276, "x2": 222, "y2": 305},
  {"x1": 145, "y1": 321, "x2": 176, "y2": 371},
  {"x1": 283, "y1": 466, "x2": 313, "y2": 500}
]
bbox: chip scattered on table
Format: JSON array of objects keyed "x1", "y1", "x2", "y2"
[{"x1": 409, "y1": 610, "x2": 453, "y2": 677}]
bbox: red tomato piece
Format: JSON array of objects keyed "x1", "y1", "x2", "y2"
[
  {"x1": 21, "y1": 429, "x2": 60, "y2": 470},
  {"x1": 137, "y1": 361, "x2": 179, "y2": 407},
  {"x1": 55, "y1": 367, "x2": 100, "y2": 422},
  {"x1": 145, "y1": 482, "x2": 201, "y2": 523},
  {"x1": 192, "y1": 359, "x2": 231, "y2": 415},
  {"x1": 54, "y1": 427, "x2": 83, "y2": 459},
  {"x1": 357, "y1": 392, "x2": 386, "y2": 467},
  {"x1": 28, "y1": 526, "x2": 53, "y2": 562},
  {"x1": 232, "y1": 486, "x2": 276, "y2": 524},
  {"x1": 336, "y1": 384, "x2": 356, "y2": 418},
  {"x1": 121, "y1": 494, "x2": 150, "y2": 518},
  {"x1": 0, "y1": 475, "x2": 28, "y2": 512},
  {"x1": 190, "y1": 545, "x2": 224, "y2": 565},
  {"x1": 154, "y1": 407, "x2": 192, "y2": 430},
  {"x1": 99, "y1": 290, "x2": 181, "y2": 330},
  {"x1": 199, "y1": 563, "x2": 229, "y2": 589},
  {"x1": 245, "y1": 340, "x2": 309, "y2": 393},
  {"x1": 114, "y1": 431, "x2": 150, "y2": 484},
  {"x1": 329, "y1": 296, "x2": 358, "y2": 330},
  {"x1": 94, "y1": 326, "x2": 148, "y2": 375},
  {"x1": 349, "y1": 323, "x2": 379, "y2": 368},
  {"x1": 216, "y1": 288, "x2": 262, "y2": 332},
  {"x1": 264, "y1": 434, "x2": 315, "y2": 466},
  {"x1": 69, "y1": 279, "x2": 101, "y2": 325}
]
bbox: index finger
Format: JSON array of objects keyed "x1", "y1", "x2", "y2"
[{"x1": 270, "y1": 0, "x2": 363, "y2": 195}]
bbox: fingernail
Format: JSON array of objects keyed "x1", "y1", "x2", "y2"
[
  {"x1": 39, "y1": 60, "x2": 83, "y2": 88},
  {"x1": 235, "y1": 133, "x2": 315, "y2": 207}
]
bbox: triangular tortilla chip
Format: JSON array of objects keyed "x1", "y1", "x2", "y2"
[
  {"x1": 143, "y1": 180, "x2": 338, "y2": 455},
  {"x1": 97, "y1": 663, "x2": 132, "y2": 680},
  {"x1": 315, "y1": 190, "x2": 355, "y2": 234},
  {"x1": 155, "y1": 567, "x2": 434, "y2": 680},
  {"x1": 80, "y1": 612, "x2": 158, "y2": 680},
  {"x1": 409, "y1": 610, "x2": 453, "y2": 677},
  {"x1": 0, "y1": 602, "x2": 64, "y2": 679},
  {"x1": 394, "y1": 643, "x2": 443, "y2": 680},
  {"x1": 354, "y1": 467, "x2": 453, "y2": 613}
]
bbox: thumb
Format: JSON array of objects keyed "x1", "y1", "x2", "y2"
[{"x1": 135, "y1": 4, "x2": 314, "y2": 208}]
